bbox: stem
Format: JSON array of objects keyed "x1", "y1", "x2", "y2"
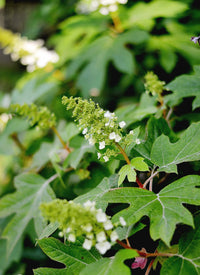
[
  {"x1": 115, "y1": 142, "x2": 130, "y2": 164},
  {"x1": 137, "y1": 250, "x2": 176, "y2": 258},
  {"x1": 145, "y1": 259, "x2": 155, "y2": 275},
  {"x1": 11, "y1": 133, "x2": 26, "y2": 152},
  {"x1": 116, "y1": 240, "x2": 132, "y2": 249},
  {"x1": 51, "y1": 126, "x2": 71, "y2": 153},
  {"x1": 143, "y1": 170, "x2": 159, "y2": 189},
  {"x1": 110, "y1": 11, "x2": 123, "y2": 33},
  {"x1": 116, "y1": 240, "x2": 176, "y2": 258},
  {"x1": 115, "y1": 142, "x2": 144, "y2": 189}
]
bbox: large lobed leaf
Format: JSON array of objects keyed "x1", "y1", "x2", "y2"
[
  {"x1": 150, "y1": 122, "x2": 200, "y2": 173},
  {"x1": 34, "y1": 237, "x2": 101, "y2": 275},
  {"x1": 0, "y1": 173, "x2": 55, "y2": 255},
  {"x1": 161, "y1": 214, "x2": 200, "y2": 274},
  {"x1": 80, "y1": 249, "x2": 138, "y2": 275},
  {"x1": 101, "y1": 175, "x2": 200, "y2": 246},
  {"x1": 66, "y1": 28, "x2": 149, "y2": 97}
]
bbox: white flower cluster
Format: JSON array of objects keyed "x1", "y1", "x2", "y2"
[
  {"x1": 59, "y1": 200, "x2": 126, "y2": 254},
  {"x1": 4, "y1": 37, "x2": 59, "y2": 72},
  {"x1": 76, "y1": 0, "x2": 128, "y2": 15}
]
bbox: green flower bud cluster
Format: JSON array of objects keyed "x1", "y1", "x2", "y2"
[
  {"x1": 40, "y1": 199, "x2": 126, "y2": 254},
  {"x1": 62, "y1": 96, "x2": 133, "y2": 162},
  {"x1": 144, "y1": 71, "x2": 165, "y2": 97},
  {"x1": 11, "y1": 103, "x2": 56, "y2": 130}
]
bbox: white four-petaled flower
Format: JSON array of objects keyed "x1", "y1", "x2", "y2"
[{"x1": 99, "y1": 141, "x2": 105, "y2": 149}]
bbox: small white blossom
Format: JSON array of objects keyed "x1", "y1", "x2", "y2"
[
  {"x1": 95, "y1": 241, "x2": 111, "y2": 254},
  {"x1": 86, "y1": 233, "x2": 94, "y2": 240},
  {"x1": 117, "y1": 0, "x2": 128, "y2": 3},
  {"x1": 109, "y1": 121, "x2": 115, "y2": 128},
  {"x1": 89, "y1": 137, "x2": 96, "y2": 145},
  {"x1": 99, "y1": 141, "x2": 105, "y2": 149},
  {"x1": 83, "y1": 200, "x2": 96, "y2": 208},
  {"x1": 104, "y1": 220, "x2": 113, "y2": 230},
  {"x1": 96, "y1": 231, "x2": 106, "y2": 242},
  {"x1": 109, "y1": 132, "x2": 116, "y2": 140},
  {"x1": 58, "y1": 231, "x2": 64, "y2": 237},
  {"x1": 119, "y1": 216, "x2": 126, "y2": 226},
  {"x1": 83, "y1": 239, "x2": 93, "y2": 250},
  {"x1": 82, "y1": 224, "x2": 93, "y2": 232},
  {"x1": 108, "y1": 4, "x2": 118, "y2": 12},
  {"x1": 115, "y1": 134, "x2": 121, "y2": 142},
  {"x1": 110, "y1": 230, "x2": 118, "y2": 242},
  {"x1": 103, "y1": 156, "x2": 109, "y2": 162},
  {"x1": 104, "y1": 111, "x2": 113, "y2": 118},
  {"x1": 97, "y1": 152, "x2": 101, "y2": 159},
  {"x1": 82, "y1": 128, "x2": 88, "y2": 135},
  {"x1": 65, "y1": 227, "x2": 71, "y2": 233},
  {"x1": 136, "y1": 138, "x2": 141, "y2": 144},
  {"x1": 68, "y1": 233, "x2": 76, "y2": 242},
  {"x1": 119, "y1": 121, "x2": 126, "y2": 128},
  {"x1": 96, "y1": 209, "x2": 107, "y2": 222},
  {"x1": 105, "y1": 122, "x2": 110, "y2": 126},
  {"x1": 129, "y1": 130, "x2": 134, "y2": 134}
]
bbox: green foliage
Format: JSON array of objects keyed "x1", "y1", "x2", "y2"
[
  {"x1": 165, "y1": 66, "x2": 200, "y2": 110},
  {"x1": 0, "y1": 173, "x2": 55, "y2": 255},
  {"x1": 160, "y1": 214, "x2": 200, "y2": 274},
  {"x1": 1, "y1": 0, "x2": 200, "y2": 274},
  {"x1": 80, "y1": 249, "x2": 138, "y2": 275},
  {"x1": 151, "y1": 122, "x2": 200, "y2": 173},
  {"x1": 118, "y1": 157, "x2": 149, "y2": 186},
  {"x1": 102, "y1": 175, "x2": 200, "y2": 246},
  {"x1": 34, "y1": 237, "x2": 101, "y2": 274}
]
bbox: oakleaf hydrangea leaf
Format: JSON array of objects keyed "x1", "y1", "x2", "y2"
[
  {"x1": 130, "y1": 157, "x2": 149, "y2": 171},
  {"x1": 74, "y1": 175, "x2": 118, "y2": 211},
  {"x1": 80, "y1": 249, "x2": 138, "y2": 275},
  {"x1": 161, "y1": 214, "x2": 200, "y2": 274},
  {"x1": 118, "y1": 158, "x2": 148, "y2": 186},
  {"x1": 118, "y1": 164, "x2": 136, "y2": 186},
  {"x1": 0, "y1": 173, "x2": 55, "y2": 255},
  {"x1": 66, "y1": 29, "x2": 148, "y2": 97},
  {"x1": 102, "y1": 175, "x2": 200, "y2": 246},
  {"x1": 165, "y1": 65, "x2": 200, "y2": 110},
  {"x1": 34, "y1": 237, "x2": 101, "y2": 275},
  {"x1": 150, "y1": 122, "x2": 200, "y2": 173}
]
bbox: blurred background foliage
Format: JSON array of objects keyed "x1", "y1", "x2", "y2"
[{"x1": 0, "y1": 0, "x2": 200, "y2": 274}]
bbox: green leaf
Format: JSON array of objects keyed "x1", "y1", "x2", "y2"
[
  {"x1": 130, "y1": 157, "x2": 149, "y2": 171},
  {"x1": 64, "y1": 138, "x2": 95, "y2": 169},
  {"x1": 0, "y1": 238, "x2": 22, "y2": 275},
  {"x1": 34, "y1": 268, "x2": 68, "y2": 275},
  {"x1": 115, "y1": 93, "x2": 157, "y2": 127},
  {"x1": 37, "y1": 237, "x2": 101, "y2": 275},
  {"x1": 11, "y1": 73, "x2": 59, "y2": 104},
  {"x1": 125, "y1": 1, "x2": 188, "y2": 28},
  {"x1": 133, "y1": 116, "x2": 176, "y2": 162},
  {"x1": 161, "y1": 214, "x2": 200, "y2": 274},
  {"x1": 165, "y1": 66, "x2": 200, "y2": 110},
  {"x1": 0, "y1": 117, "x2": 29, "y2": 155},
  {"x1": 151, "y1": 122, "x2": 200, "y2": 173},
  {"x1": 74, "y1": 175, "x2": 118, "y2": 211},
  {"x1": 67, "y1": 28, "x2": 148, "y2": 97},
  {"x1": 102, "y1": 175, "x2": 200, "y2": 246},
  {"x1": 80, "y1": 249, "x2": 138, "y2": 275},
  {"x1": 118, "y1": 164, "x2": 136, "y2": 186},
  {"x1": 116, "y1": 223, "x2": 146, "y2": 241},
  {"x1": 0, "y1": 173, "x2": 55, "y2": 255}
]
